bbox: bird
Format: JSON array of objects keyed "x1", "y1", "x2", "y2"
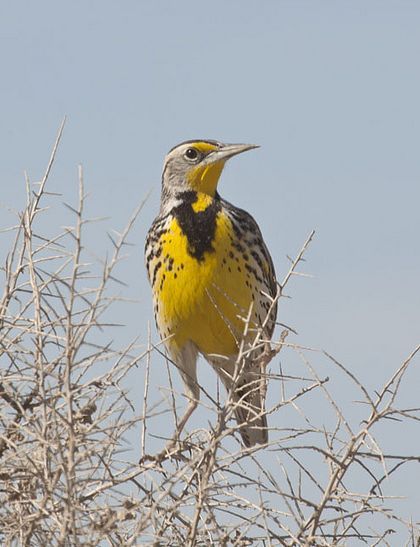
[{"x1": 145, "y1": 140, "x2": 277, "y2": 448}]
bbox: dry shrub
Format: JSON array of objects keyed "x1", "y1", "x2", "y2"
[{"x1": 1, "y1": 123, "x2": 419, "y2": 546}]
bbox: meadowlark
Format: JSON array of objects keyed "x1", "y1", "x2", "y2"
[{"x1": 145, "y1": 140, "x2": 277, "y2": 447}]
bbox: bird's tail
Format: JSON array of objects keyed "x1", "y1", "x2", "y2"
[
  {"x1": 232, "y1": 374, "x2": 268, "y2": 447},
  {"x1": 208, "y1": 355, "x2": 269, "y2": 447}
]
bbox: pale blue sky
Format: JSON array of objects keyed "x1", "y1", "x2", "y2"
[{"x1": 1, "y1": 0, "x2": 420, "y2": 536}]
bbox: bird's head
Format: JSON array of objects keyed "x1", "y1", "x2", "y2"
[{"x1": 161, "y1": 140, "x2": 259, "y2": 198}]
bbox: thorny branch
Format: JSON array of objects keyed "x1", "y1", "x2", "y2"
[{"x1": 0, "y1": 125, "x2": 419, "y2": 546}]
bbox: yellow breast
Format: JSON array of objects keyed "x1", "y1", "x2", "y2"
[{"x1": 153, "y1": 210, "x2": 255, "y2": 357}]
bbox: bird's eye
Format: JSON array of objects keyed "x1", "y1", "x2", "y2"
[{"x1": 184, "y1": 148, "x2": 199, "y2": 161}]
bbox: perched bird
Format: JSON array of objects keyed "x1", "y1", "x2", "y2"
[{"x1": 145, "y1": 140, "x2": 277, "y2": 447}]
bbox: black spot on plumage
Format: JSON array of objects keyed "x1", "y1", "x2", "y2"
[
  {"x1": 147, "y1": 228, "x2": 166, "y2": 245},
  {"x1": 160, "y1": 273, "x2": 166, "y2": 291},
  {"x1": 245, "y1": 262, "x2": 263, "y2": 284},
  {"x1": 259, "y1": 245, "x2": 271, "y2": 264},
  {"x1": 251, "y1": 250, "x2": 264, "y2": 271},
  {"x1": 232, "y1": 241, "x2": 245, "y2": 254},
  {"x1": 152, "y1": 261, "x2": 162, "y2": 286},
  {"x1": 173, "y1": 191, "x2": 221, "y2": 261},
  {"x1": 231, "y1": 220, "x2": 244, "y2": 240}
]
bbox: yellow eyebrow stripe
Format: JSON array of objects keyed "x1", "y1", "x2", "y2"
[{"x1": 189, "y1": 142, "x2": 218, "y2": 154}]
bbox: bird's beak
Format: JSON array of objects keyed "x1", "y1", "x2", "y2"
[{"x1": 204, "y1": 143, "x2": 260, "y2": 165}]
